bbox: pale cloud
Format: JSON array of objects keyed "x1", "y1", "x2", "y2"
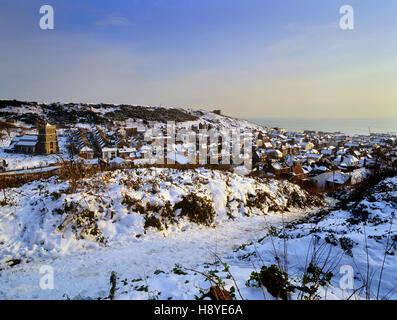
[
  {"x1": 94, "y1": 14, "x2": 133, "y2": 27},
  {"x1": 266, "y1": 21, "x2": 337, "y2": 55},
  {"x1": 283, "y1": 21, "x2": 336, "y2": 34},
  {"x1": 265, "y1": 37, "x2": 306, "y2": 55}
]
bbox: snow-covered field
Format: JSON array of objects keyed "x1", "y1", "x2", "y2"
[{"x1": 0, "y1": 168, "x2": 395, "y2": 300}]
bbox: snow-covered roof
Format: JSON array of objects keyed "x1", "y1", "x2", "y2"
[
  {"x1": 13, "y1": 135, "x2": 38, "y2": 142},
  {"x1": 80, "y1": 146, "x2": 93, "y2": 152},
  {"x1": 321, "y1": 149, "x2": 333, "y2": 155},
  {"x1": 272, "y1": 162, "x2": 283, "y2": 170},
  {"x1": 118, "y1": 146, "x2": 136, "y2": 152},
  {"x1": 326, "y1": 172, "x2": 350, "y2": 184},
  {"x1": 167, "y1": 152, "x2": 190, "y2": 164},
  {"x1": 110, "y1": 157, "x2": 125, "y2": 164},
  {"x1": 306, "y1": 153, "x2": 322, "y2": 159},
  {"x1": 15, "y1": 141, "x2": 37, "y2": 147}
]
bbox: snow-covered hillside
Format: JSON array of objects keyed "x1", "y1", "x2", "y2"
[
  {"x1": 0, "y1": 100, "x2": 263, "y2": 132},
  {"x1": 112, "y1": 176, "x2": 397, "y2": 300},
  {"x1": 0, "y1": 167, "x2": 325, "y2": 299},
  {"x1": 0, "y1": 168, "x2": 395, "y2": 300},
  {"x1": 0, "y1": 168, "x2": 323, "y2": 265}
]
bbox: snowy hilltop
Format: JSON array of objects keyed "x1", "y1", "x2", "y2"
[{"x1": 0, "y1": 99, "x2": 262, "y2": 132}]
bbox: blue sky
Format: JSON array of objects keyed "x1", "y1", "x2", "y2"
[{"x1": 0, "y1": 0, "x2": 396, "y2": 118}]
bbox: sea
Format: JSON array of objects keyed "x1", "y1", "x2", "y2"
[{"x1": 246, "y1": 118, "x2": 397, "y2": 135}]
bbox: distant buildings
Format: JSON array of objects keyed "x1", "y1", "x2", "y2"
[
  {"x1": 6, "y1": 124, "x2": 58, "y2": 155},
  {"x1": 252, "y1": 125, "x2": 397, "y2": 191}
]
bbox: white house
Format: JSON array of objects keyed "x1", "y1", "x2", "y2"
[{"x1": 102, "y1": 147, "x2": 118, "y2": 161}]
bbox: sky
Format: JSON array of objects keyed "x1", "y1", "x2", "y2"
[{"x1": 0, "y1": 0, "x2": 396, "y2": 119}]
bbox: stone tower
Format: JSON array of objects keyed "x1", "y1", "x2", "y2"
[{"x1": 37, "y1": 124, "x2": 58, "y2": 155}]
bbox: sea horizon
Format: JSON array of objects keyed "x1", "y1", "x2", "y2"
[{"x1": 246, "y1": 117, "x2": 397, "y2": 135}]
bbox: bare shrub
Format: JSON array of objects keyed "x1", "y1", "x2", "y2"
[
  {"x1": 57, "y1": 200, "x2": 107, "y2": 244},
  {"x1": 174, "y1": 193, "x2": 215, "y2": 226},
  {"x1": 246, "y1": 264, "x2": 294, "y2": 300}
]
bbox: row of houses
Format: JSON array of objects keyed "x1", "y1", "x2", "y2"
[{"x1": 71, "y1": 126, "x2": 140, "y2": 162}]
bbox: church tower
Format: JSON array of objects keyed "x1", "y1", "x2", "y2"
[{"x1": 37, "y1": 124, "x2": 58, "y2": 155}]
